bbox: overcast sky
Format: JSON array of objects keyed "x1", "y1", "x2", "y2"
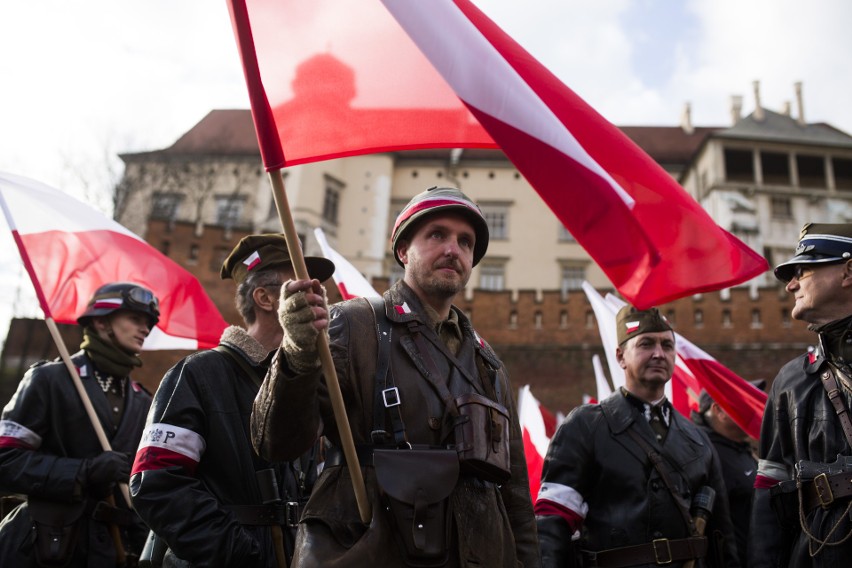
[{"x1": 0, "y1": 0, "x2": 850, "y2": 347}]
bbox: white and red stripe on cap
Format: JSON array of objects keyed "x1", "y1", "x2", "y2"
[
  {"x1": 393, "y1": 196, "x2": 482, "y2": 236},
  {"x1": 624, "y1": 320, "x2": 640, "y2": 334},
  {"x1": 92, "y1": 297, "x2": 123, "y2": 310}
]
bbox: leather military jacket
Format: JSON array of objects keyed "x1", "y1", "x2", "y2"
[
  {"x1": 252, "y1": 280, "x2": 541, "y2": 567},
  {"x1": 750, "y1": 343, "x2": 852, "y2": 568},
  {"x1": 0, "y1": 351, "x2": 151, "y2": 567},
  {"x1": 130, "y1": 327, "x2": 313, "y2": 567},
  {"x1": 537, "y1": 390, "x2": 739, "y2": 568}
]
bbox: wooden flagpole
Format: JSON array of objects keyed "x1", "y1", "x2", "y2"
[
  {"x1": 43, "y1": 317, "x2": 128, "y2": 565},
  {"x1": 267, "y1": 168, "x2": 372, "y2": 523}
]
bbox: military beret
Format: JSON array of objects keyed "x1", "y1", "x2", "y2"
[
  {"x1": 220, "y1": 234, "x2": 335, "y2": 285},
  {"x1": 616, "y1": 305, "x2": 673, "y2": 346},
  {"x1": 774, "y1": 223, "x2": 852, "y2": 283}
]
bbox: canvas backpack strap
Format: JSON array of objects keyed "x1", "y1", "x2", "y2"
[{"x1": 368, "y1": 297, "x2": 409, "y2": 447}]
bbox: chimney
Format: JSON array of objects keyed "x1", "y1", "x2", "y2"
[
  {"x1": 781, "y1": 101, "x2": 792, "y2": 116},
  {"x1": 794, "y1": 81, "x2": 806, "y2": 126},
  {"x1": 752, "y1": 80, "x2": 765, "y2": 121},
  {"x1": 680, "y1": 102, "x2": 694, "y2": 135},
  {"x1": 730, "y1": 95, "x2": 743, "y2": 125}
]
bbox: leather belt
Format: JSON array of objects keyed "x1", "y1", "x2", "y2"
[
  {"x1": 227, "y1": 503, "x2": 304, "y2": 527},
  {"x1": 582, "y1": 536, "x2": 707, "y2": 568},
  {"x1": 800, "y1": 471, "x2": 852, "y2": 512},
  {"x1": 324, "y1": 445, "x2": 377, "y2": 468}
]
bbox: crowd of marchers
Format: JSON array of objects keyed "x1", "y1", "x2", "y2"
[{"x1": 0, "y1": 185, "x2": 851, "y2": 568}]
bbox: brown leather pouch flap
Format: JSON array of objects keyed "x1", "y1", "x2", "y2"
[{"x1": 374, "y1": 448, "x2": 458, "y2": 504}]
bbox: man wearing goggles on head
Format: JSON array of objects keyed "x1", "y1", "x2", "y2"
[{"x1": 0, "y1": 282, "x2": 158, "y2": 567}]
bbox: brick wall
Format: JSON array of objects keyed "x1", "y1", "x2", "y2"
[{"x1": 0, "y1": 218, "x2": 813, "y2": 416}]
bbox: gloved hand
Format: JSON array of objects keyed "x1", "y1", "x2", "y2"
[
  {"x1": 86, "y1": 451, "x2": 131, "y2": 487},
  {"x1": 278, "y1": 279, "x2": 328, "y2": 374}
]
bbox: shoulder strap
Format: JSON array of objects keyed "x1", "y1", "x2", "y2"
[
  {"x1": 821, "y1": 365, "x2": 852, "y2": 449},
  {"x1": 368, "y1": 297, "x2": 408, "y2": 446},
  {"x1": 406, "y1": 320, "x2": 461, "y2": 418},
  {"x1": 625, "y1": 426, "x2": 697, "y2": 536},
  {"x1": 214, "y1": 345, "x2": 262, "y2": 388}
]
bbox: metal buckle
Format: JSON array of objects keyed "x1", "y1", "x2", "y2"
[
  {"x1": 285, "y1": 501, "x2": 301, "y2": 527},
  {"x1": 652, "y1": 538, "x2": 673, "y2": 565},
  {"x1": 382, "y1": 387, "x2": 401, "y2": 407},
  {"x1": 814, "y1": 473, "x2": 835, "y2": 508}
]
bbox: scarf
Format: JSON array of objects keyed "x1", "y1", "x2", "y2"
[{"x1": 80, "y1": 327, "x2": 142, "y2": 378}]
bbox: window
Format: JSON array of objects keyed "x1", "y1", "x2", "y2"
[
  {"x1": 797, "y1": 155, "x2": 826, "y2": 188},
  {"x1": 724, "y1": 148, "x2": 754, "y2": 183},
  {"x1": 534, "y1": 311, "x2": 543, "y2": 330},
  {"x1": 322, "y1": 176, "x2": 344, "y2": 224},
  {"x1": 694, "y1": 309, "x2": 704, "y2": 328},
  {"x1": 479, "y1": 263, "x2": 505, "y2": 291},
  {"x1": 722, "y1": 309, "x2": 732, "y2": 328},
  {"x1": 559, "y1": 310, "x2": 569, "y2": 329},
  {"x1": 215, "y1": 196, "x2": 245, "y2": 228},
  {"x1": 834, "y1": 157, "x2": 852, "y2": 191},
  {"x1": 151, "y1": 193, "x2": 182, "y2": 221},
  {"x1": 210, "y1": 246, "x2": 230, "y2": 272},
  {"x1": 666, "y1": 310, "x2": 677, "y2": 327},
  {"x1": 480, "y1": 204, "x2": 509, "y2": 240},
  {"x1": 160, "y1": 240, "x2": 170, "y2": 256},
  {"x1": 761, "y1": 151, "x2": 790, "y2": 185},
  {"x1": 509, "y1": 311, "x2": 518, "y2": 329},
  {"x1": 751, "y1": 309, "x2": 762, "y2": 329},
  {"x1": 770, "y1": 196, "x2": 793, "y2": 220},
  {"x1": 560, "y1": 264, "x2": 586, "y2": 295},
  {"x1": 188, "y1": 244, "x2": 200, "y2": 265},
  {"x1": 558, "y1": 224, "x2": 575, "y2": 242}
]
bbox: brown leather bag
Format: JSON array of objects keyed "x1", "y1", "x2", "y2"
[
  {"x1": 374, "y1": 448, "x2": 459, "y2": 567},
  {"x1": 454, "y1": 393, "x2": 511, "y2": 484}
]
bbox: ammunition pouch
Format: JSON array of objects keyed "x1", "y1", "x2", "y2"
[
  {"x1": 769, "y1": 479, "x2": 799, "y2": 528},
  {"x1": 374, "y1": 448, "x2": 459, "y2": 567},
  {"x1": 453, "y1": 393, "x2": 511, "y2": 484},
  {"x1": 28, "y1": 497, "x2": 86, "y2": 568}
]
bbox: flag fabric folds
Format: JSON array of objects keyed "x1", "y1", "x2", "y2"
[
  {"x1": 518, "y1": 385, "x2": 558, "y2": 501},
  {"x1": 582, "y1": 282, "x2": 766, "y2": 438},
  {"x1": 228, "y1": 0, "x2": 768, "y2": 309},
  {"x1": 314, "y1": 228, "x2": 380, "y2": 300},
  {"x1": 0, "y1": 172, "x2": 228, "y2": 350}
]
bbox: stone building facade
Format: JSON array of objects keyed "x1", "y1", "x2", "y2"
[{"x1": 3, "y1": 82, "x2": 849, "y2": 414}]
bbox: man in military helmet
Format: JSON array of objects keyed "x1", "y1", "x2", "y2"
[
  {"x1": 0, "y1": 282, "x2": 159, "y2": 567},
  {"x1": 130, "y1": 234, "x2": 334, "y2": 567},
  {"x1": 251, "y1": 186, "x2": 540, "y2": 567},
  {"x1": 536, "y1": 305, "x2": 739, "y2": 568},
  {"x1": 750, "y1": 223, "x2": 852, "y2": 567}
]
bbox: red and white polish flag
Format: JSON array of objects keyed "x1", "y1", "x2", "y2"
[
  {"x1": 228, "y1": 0, "x2": 767, "y2": 310},
  {"x1": 518, "y1": 384, "x2": 560, "y2": 501},
  {"x1": 0, "y1": 171, "x2": 228, "y2": 350},
  {"x1": 314, "y1": 228, "x2": 380, "y2": 300}
]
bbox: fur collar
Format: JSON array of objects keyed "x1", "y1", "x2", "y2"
[{"x1": 219, "y1": 325, "x2": 268, "y2": 365}]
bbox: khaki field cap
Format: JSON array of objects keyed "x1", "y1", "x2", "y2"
[
  {"x1": 391, "y1": 186, "x2": 490, "y2": 267},
  {"x1": 220, "y1": 234, "x2": 335, "y2": 285},
  {"x1": 616, "y1": 305, "x2": 673, "y2": 346},
  {"x1": 774, "y1": 223, "x2": 852, "y2": 283}
]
